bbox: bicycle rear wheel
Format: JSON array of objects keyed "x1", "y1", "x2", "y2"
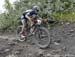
[{"x1": 34, "y1": 27, "x2": 51, "y2": 48}]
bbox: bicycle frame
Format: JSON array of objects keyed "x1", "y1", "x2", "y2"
[{"x1": 25, "y1": 22, "x2": 41, "y2": 37}]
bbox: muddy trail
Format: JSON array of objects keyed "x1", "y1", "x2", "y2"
[{"x1": 0, "y1": 22, "x2": 75, "y2": 57}]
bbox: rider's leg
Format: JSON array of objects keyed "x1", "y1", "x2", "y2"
[
  {"x1": 20, "y1": 19, "x2": 26, "y2": 38},
  {"x1": 30, "y1": 24, "x2": 34, "y2": 33},
  {"x1": 30, "y1": 19, "x2": 35, "y2": 33}
]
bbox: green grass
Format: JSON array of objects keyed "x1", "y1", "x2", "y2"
[{"x1": 53, "y1": 12, "x2": 75, "y2": 22}]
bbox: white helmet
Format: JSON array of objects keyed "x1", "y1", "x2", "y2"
[{"x1": 32, "y1": 6, "x2": 40, "y2": 12}]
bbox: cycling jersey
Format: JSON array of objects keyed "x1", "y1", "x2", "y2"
[
  {"x1": 20, "y1": 9, "x2": 38, "y2": 23},
  {"x1": 21, "y1": 9, "x2": 37, "y2": 20}
]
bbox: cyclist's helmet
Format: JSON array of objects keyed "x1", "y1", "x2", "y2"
[{"x1": 32, "y1": 6, "x2": 40, "y2": 12}]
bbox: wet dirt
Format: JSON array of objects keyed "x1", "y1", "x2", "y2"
[{"x1": 0, "y1": 22, "x2": 75, "y2": 57}]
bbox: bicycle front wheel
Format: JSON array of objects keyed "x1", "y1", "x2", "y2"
[{"x1": 34, "y1": 27, "x2": 51, "y2": 48}]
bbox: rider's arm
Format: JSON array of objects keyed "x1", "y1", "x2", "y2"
[
  {"x1": 37, "y1": 15, "x2": 47, "y2": 22},
  {"x1": 25, "y1": 13, "x2": 33, "y2": 24}
]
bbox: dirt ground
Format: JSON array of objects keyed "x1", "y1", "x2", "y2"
[{"x1": 0, "y1": 22, "x2": 75, "y2": 57}]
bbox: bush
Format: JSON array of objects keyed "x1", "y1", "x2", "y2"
[{"x1": 53, "y1": 12, "x2": 75, "y2": 22}]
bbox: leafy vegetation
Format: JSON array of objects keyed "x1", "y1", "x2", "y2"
[{"x1": 0, "y1": 0, "x2": 75, "y2": 30}]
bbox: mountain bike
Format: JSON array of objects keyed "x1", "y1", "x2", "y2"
[{"x1": 16, "y1": 18, "x2": 54, "y2": 48}]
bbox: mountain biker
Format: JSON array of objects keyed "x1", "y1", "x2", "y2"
[{"x1": 20, "y1": 6, "x2": 46, "y2": 38}]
